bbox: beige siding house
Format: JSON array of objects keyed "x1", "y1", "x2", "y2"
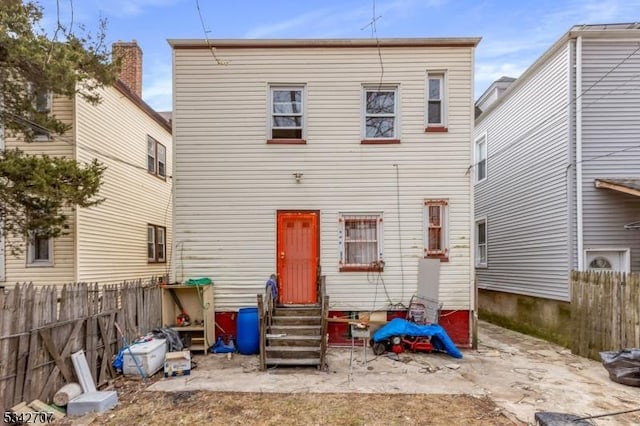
[
  {"x1": 170, "y1": 38, "x2": 479, "y2": 346},
  {"x1": 2, "y1": 42, "x2": 172, "y2": 286}
]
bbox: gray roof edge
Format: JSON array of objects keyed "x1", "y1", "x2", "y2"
[
  {"x1": 167, "y1": 37, "x2": 482, "y2": 48},
  {"x1": 475, "y1": 23, "x2": 640, "y2": 125},
  {"x1": 476, "y1": 76, "x2": 516, "y2": 107},
  {"x1": 475, "y1": 30, "x2": 572, "y2": 124}
]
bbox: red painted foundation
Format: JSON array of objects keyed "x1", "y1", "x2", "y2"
[
  {"x1": 438, "y1": 310, "x2": 471, "y2": 348},
  {"x1": 326, "y1": 310, "x2": 471, "y2": 348},
  {"x1": 217, "y1": 309, "x2": 471, "y2": 349}
]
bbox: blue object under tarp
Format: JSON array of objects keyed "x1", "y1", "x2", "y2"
[{"x1": 372, "y1": 318, "x2": 463, "y2": 359}]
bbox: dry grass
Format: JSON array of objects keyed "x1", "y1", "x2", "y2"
[{"x1": 56, "y1": 376, "x2": 515, "y2": 426}]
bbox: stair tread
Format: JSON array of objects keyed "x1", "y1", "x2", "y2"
[
  {"x1": 276, "y1": 304, "x2": 320, "y2": 308},
  {"x1": 268, "y1": 335, "x2": 321, "y2": 340},
  {"x1": 265, "y1": 346, "x2": 320, "y2": 352},
  {"x1": 266, "y1": 358, "x2": 321, "y2": 366},
  {"x1": 273, "y1": 315, "x2": 321, "y2": 318},
  {"x1": 270, "y1": 325, "x2": 321, "y2": 329}
]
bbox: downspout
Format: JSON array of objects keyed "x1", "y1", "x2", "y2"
[
  {"x1": 576, "y1": 36, "x2": 584, "y2": 270},
  {"x1": 470, "y1": 45, "x2": 478, "y2": 350}
]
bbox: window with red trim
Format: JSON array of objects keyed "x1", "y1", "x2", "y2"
[
  {"x1": 270, "y1": 86, "x2": 304, "y2": 140},
  {"x1": 339, "y1": 213, "x2": 384, "y2": 271},
  {"x1": 424, "y1": 200, "x2": 448, "y2": 259}
]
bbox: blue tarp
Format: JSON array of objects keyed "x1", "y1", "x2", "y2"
[{"x1": 372, "y1": 318, "x2": 463, "y2": 359}]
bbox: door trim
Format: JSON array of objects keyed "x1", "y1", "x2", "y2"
[{"x1": 276, "y1": 210, "x2": 320, "y2": 304}]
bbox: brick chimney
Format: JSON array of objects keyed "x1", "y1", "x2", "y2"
[{"x1": 112, "y1": 41, "x2": 143, "y2": 98}]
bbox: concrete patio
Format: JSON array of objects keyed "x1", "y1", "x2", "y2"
[{"x1": 148, "y1": 321, "x2": 640, "y2": 425}]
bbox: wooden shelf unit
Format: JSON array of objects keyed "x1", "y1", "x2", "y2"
[{"x1": 161, "y1": 284, "x2": 215, "y2": 353}]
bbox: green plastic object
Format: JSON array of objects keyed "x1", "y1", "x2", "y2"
[{"x1": 184, "y1": 277, "x2": 213, "y2": 286}]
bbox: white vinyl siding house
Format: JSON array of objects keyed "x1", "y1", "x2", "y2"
[
  {"x1": 75, "y1": 83, "x2": 172, "y2": 284},
  {"x1": 475, "y1": 42, "x2": 571, "y2": 301},
  {"x1": 1, "y1": 83, "x2": 172, "y2": 286},
  {"x1": 3, "y1": 95, "x2": 77, "y2": 285},
  {"x1": 580, "y1": 38, "x2": 640, "y2": 272},
  {"x1": 473, "y1": 24, "x2": 640, "y2": 341},
  {"x1": 171, "y1": 38, "x2": 479, "y2": 346}
]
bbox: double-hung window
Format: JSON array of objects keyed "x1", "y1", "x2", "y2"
[
  {"x1": 339, "y1": 213, "x2": 384, "y2": 271},
  {"x1": 475, "y1": 133, "x2": 487, "y2": 183},
  {"x1": 270, "y1": 86, "x2": 304, "y2": 142},
  {"x1": 475, "y1": 218, "x2": 487, "y2": 267},
  {"x1": 148, "y1": 224, "x2": 166, "y2": 263},
  {"x1": 363, "y1": 86, "x2": 398, "y2": 142},
  {"x1": 30, "y1": 86, "x2": 52, "y2": 140},
  {"x1": 424, "y1": 200, "x2": 449, "y2": 260},
  {"x1": 27, "y1": 232, "x2": 53, "y2": 266},
  {"x1": 147, "y1": 136, "x2": 166, "y2": 179},
  {"x1": 426, "y1": 72, "x2": 446, "y2": 131}
]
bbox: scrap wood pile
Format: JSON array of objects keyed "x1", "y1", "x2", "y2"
[
  {"x1": 8, "y1": 400, "x2": 66, "y2": 423},
  {"x1": 5, "y1": 350, "x2": 118, "y2": 421}
]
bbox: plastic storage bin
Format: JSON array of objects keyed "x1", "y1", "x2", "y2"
[{"x1": 123, "y1": 338, "x2": 167, "y2": 376}]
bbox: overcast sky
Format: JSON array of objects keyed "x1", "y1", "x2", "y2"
[{"x1": 39, "y1": 0, "x2": 640, "y2": 111}]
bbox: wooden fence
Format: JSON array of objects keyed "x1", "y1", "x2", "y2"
[
  {"x1": 0, "y1": 280, "x2": 161, "y2": 413},
  {"x1": 571, "y1": 270, "x2": 640, "y2": 359}
]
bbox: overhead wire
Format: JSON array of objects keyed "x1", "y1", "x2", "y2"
[
  {"x1": 469, "y1": 42, "x2": 640, "y2": 175},
  {"x1": 361, "y1": 0, "x2": 384, "y2": 90},
  {"x1": 194, "y1": 0, "x2": 228, "y2": 65},
  {"x1": 5, "y1": 111, "x2": 172, "y2": 178},
  {"x1": 5, "y1": 109, "x2": 175, "y2": 272}
]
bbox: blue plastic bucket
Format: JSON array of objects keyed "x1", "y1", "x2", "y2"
[{"x1": 236, "y1": 307, "x2": 259, "y2": 355}]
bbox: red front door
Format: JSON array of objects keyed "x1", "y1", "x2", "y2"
[{"x1": 277, "y1": 211, "x2": 319, "y2": 304}]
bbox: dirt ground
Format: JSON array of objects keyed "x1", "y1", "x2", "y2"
[
  {"x1": 55, "y1": 322, "x2": 640, "y2": 425},
  {"x1": 74, "y1": 382, "x2": 513, "y2": 425}
]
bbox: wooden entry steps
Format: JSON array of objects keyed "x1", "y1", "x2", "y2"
[{"x1": 265, "y1": 306, "x2": 323, "y2": 367}]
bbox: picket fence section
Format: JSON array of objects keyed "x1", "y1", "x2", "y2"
[
  {"x1": 571, "y1": 270, "x2": 640, "y2": 359},
  {"x1": 0, "y1": 280, "x2": 161, "y2": 412}
]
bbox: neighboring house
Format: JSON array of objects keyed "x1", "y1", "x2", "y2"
[
  {"x1": 170, "y1": 37, "x2": 480, "y2": 346},
  {"x1": 1, "y1": 41, "x2": 172, "y2": 286},
  {"x1": 474, "y1": 76, "x2": 515, "y2": 118},
  {"x1": 473, "y1": 23, "x2": 640, "y2": 344}
]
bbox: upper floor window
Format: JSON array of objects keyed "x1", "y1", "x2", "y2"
[
  {"x1": 30, "y1": 87, "x2": 52, "y2": 140},
  {"x1": 148, "y1": 224, "x2": 166, "y2": 263},
  {"x1": 475, "y1": 218, "x2": 487, "y2": 268},
  {"x1": 426, "y1": 72, "x2": 446, "y2": 131},
  {"x1": 339, "y1": 213, "x2": 384, "y2": 271},
  {"x1": 269, "y1": 86, "x2": 305, "y2": 143},
  {"x1": 363, "y1": 86, "x2": 399, "y2": 143},
  {"x1": 424, "y1": 200, "x2": 449, "y2": 260},
  {"x1": 34, "y1": 91, "x2": 52, "y2": 114},
  {"x1": 475, "y1": 133, "x2": 487, "y2": 183},
  {"x1": 147, "y1": 136, "x2": 166, "y2": 179},
  {"x1": 27, "y1": 232, "x2": 53, "y2": 266}
]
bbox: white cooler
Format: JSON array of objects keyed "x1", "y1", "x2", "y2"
[{"x1": 123, "y1": 338, "x2": 167, "y2": 376}]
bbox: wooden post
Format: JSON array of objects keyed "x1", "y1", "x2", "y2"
[{"x1": 257, "y1": 294, "x2": 265, "y2": 371}]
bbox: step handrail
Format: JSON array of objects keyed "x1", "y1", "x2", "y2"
[
  {"x1": 258, "y1": 274, "x2": 277, "y2": 371},
  {"x1": 319, "y1": 275, "x2": 329, "y2": 370}
]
